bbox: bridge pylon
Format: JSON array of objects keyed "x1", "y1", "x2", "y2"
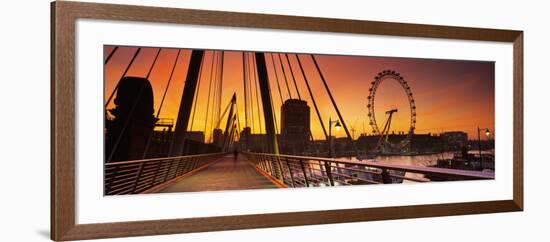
[{"x1": 255, "y1": 52, "x2": 282, "y2": 179}]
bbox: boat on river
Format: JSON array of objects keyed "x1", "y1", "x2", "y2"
[{"x1": 425, "y1": 147, "x2": 494, "y2": 181}]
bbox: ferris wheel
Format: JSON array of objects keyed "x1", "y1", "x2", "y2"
[{"x1": 367, "y1": 70, "x2": 416, "y2": 153}]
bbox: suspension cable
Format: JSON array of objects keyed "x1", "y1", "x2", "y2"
[
  {"x1": 203, "y1": 51, "x2": 216, "y2": 139},
  {"x1": 246, "y1": 53, "x2": 256, "y2": 133},
  {"x1": 142, "y1": 49, "x2": 182, "y2": 158},
  {"x1": 218, "y1": 52, "x2": 225, "y2": 125},
  {"x1": 209, "y1": 52, "x2": 220, "y2": 141},
  {"x1": 235, "y1": 105, "x2": 242, "y2": 137},
  {"x1": 284, "y1": 53, "x2": 302, "y2": 100},
  {"x1": 311, "y1": 55, "x2": 360, "y2": 157},
  {"x1": 269, "y1": 53, "x2": 284, "y2": 104},
  {"x1": 243, "y1": 52, "x2": 250, "y2": 130},
  {"x1": 215, "y1": 101, "x2": 232, "y2": 130},
  {"x1": 242, "y1": 52, "x2": 249, "y2": 128},
  {"x1": 269, "y1": 82, "x2": 280, "y2": 135},
  {"x1": 209, "y1": 51, "x2": 220, "y2": 142},
  {"x1": 277, "y1": 53, "x2": 293, "y2": 99},
  {"x1": 268, "y1": 53, "x2": 283, "y2": 135},
  {"x1": 295, "y1": 54, "x2": 328, "y2": 139},
  {"x1": 105, "y1": 47, "x2": 142, "y2": 108},
  {"x1": 108, "y1": 48, "x2": 161, "y2": 162},
  {"x1": 145, "y1": 49, "x2": 162, "y2": 79},
  {"x1": 156, "y1": 50, "x2": 181, "y2": 118},
  {"x1": 105, "y1": 46, "x2": 119, "y2": 65}
]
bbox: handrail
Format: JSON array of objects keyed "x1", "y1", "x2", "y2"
[
  {"x1": 277, "y1": 153, "x2": 493, "y2": 180},
  {"x1": 243, "y1": 152, "x2": 493, "y2": 188},
  {"x1": 106, "y1": 152, "x2": 226, "y2": 166},
  {"x1": 105, "y1": 152, "x2": 227, "y2": 195}
]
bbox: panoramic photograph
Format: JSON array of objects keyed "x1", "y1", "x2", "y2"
[{"x1": 103, "y1": 46, "x2": 495, "y2": 196}]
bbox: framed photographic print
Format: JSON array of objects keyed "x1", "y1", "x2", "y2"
[{"x1": 51, "y1": 1, "x2": 523, "y2": 241}]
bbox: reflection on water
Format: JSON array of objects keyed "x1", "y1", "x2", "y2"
[
  {"x1": 371, "y1": 153, "x2": 456, "y2": 182},
  {"x1": 372, "y1": 152, "x2": 455, "y2": 167},
  {"x1": 341, "y1": 150, "x2": 494, "y2": 167}
]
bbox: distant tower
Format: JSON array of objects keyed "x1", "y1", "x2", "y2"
[
  {"x1": 280, "y1": 99, "x2": 310, "y2": 154},
  {"x1": 105, "y1": 77, "x2": 157, "y2": 162}
]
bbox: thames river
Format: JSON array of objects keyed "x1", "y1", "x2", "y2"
[{"x1": 334, "y1": 150, "x2": 494, "y2": 182}]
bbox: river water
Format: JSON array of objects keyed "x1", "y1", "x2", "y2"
[
  {"x1": 332, "y1": 150, "x2": 494, "y2": 182},
  {"x1": 328, "y1": 153, "x2": 453, "y2": 182},
  {"x1": 336, "y1": 152, "x2": 454, "y2": 167}
]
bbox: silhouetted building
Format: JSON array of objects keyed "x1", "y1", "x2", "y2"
[
  {"x1": 355, "y1": 132, "x2": 444, "y2": 154},
  {"x1": 142, "y1": 119, "x2": 174, "y2": 158},
  {"x1": 356, "y1": 133, "x2": 377, "y2": 152},
  {"x1": 146, "y1": 129, "x2": 220, "y2": 157},
  {"x1": 186, "y1": 131, "x2": 205, "y2": 143},
  {"x1": 333, "y1": 137, "x2": 354, "y2": 156},
  {"x1": 147, "y1": 128, "x2": 173, "y2": 158},
  {"x1": 247, "y1": 133, "x2": 268, "y2": 152},
  {"x1": 441, "y1": 131, "x2": 468, "y2": 150},
  {"x1": 467, "y1": 139, "x2": 494, "y2": 151},
  {"x1": 280, "y1": 99, "x2": 310, "y2": 154},
  {"x1": 105, "y1": 77, "x2": 157, "y2": 162},
  {"x1": 410, "y1": 133, "x2": 443, "y2": 153}
]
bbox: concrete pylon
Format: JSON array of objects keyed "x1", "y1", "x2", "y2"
[{"x1": 255, "y1": 53, "x2": 282, "y2": 179}]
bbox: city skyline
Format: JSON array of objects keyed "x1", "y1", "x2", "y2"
[{"x1": 104, "y1": 46, "x2": 495, "y2": 141}]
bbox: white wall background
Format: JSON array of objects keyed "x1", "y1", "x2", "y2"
[{"x1": 0, "y1": 0, "x2": 548, "y2": 241}]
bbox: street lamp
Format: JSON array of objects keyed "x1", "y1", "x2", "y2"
[
  {"x1": 477, "y1": 127, "x2": 491, "y2": 170},
  {"x1": 324, "y1": 117, "x2": 341, "y2": 186},
  {"x1": 328, "y1": 117, "x2": 341, "y2": 158}
]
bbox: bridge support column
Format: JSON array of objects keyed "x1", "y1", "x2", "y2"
[
  {"x1": 255, "y1": 52, "x2": 282, "y2": 179},
  {"x1": 170, "y1": 50, "x2": 204, "y2": 156}
]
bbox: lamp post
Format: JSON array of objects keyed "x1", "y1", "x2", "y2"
[
  {"x1": 324, "y1": 117, "x2": 341, "y2": 186},
  {"x1": 477, "y1": 126, "x2": 491, "y2": 170},
  {"x1": 328, "y1": 117, "x2": 341, "y2": 158}
]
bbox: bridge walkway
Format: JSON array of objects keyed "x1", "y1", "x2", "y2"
[{"x1": 158, "y1": 153, "x2": 280, "y2": 193}]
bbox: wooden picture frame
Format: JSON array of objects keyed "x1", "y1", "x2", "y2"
[{"x1": 51, "y1": 1, "x2": 523, "y2": 241}]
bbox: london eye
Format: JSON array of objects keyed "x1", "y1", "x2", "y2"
[{"x1": 367, "y1": 70, "x2": 416, "y2": 153}]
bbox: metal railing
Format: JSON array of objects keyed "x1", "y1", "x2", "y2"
[
  {"x1": 244, "y1": 152, "x2": 494, "y2": 188},
  {"x1": 105, "y1": 152, "x2": 226, "y2": 195}
]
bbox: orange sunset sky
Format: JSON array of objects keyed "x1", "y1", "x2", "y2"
[{"x1": 104, "y1": 46, "x2": 495, "y2": 141}]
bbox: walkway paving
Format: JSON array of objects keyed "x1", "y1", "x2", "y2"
[{"x1": 158, "y1": 154, "x2": 279, "y2": 193}]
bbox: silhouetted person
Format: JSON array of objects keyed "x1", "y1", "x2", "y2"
[{"x1": 105, "y1": 77, "x2": 157, "y2": 162}]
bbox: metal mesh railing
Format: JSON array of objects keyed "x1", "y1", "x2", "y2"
[
  {"x1": 104, "y1": 152, "x2": 226, "y2": 195},
  {"x1": 244, "y1": 152, "x2": 494, "y2": 188}
]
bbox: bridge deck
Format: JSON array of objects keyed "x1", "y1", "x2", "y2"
[{"x1": 158, "y1": 154, "x2": 279, "y2": 193}]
